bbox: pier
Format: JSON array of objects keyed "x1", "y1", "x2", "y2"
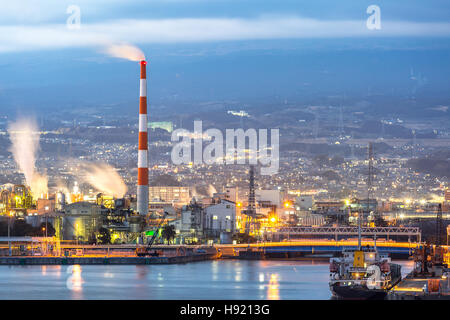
[
  {"x1": 0, "y1": 253, "x2": 216, "y2": 265},
  {"x1": 388, "y1": 271, "x2": 450, "y2": 300},
  {"x1": 0, "y1": 239, "x2": 219, "y2": 265}
]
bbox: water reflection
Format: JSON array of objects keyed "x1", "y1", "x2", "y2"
[
  {"x1": 53, "y1": 265, "x2": 61, "y2": 277},
  {"x1": 0, "y1": 260, "x2": 414, "y2": 300},
  {"x1": 135, "y1": 266, "x2": 148, "y2": 280},
  {"x1": 66, "y1": 265, "x2": 83, "y2": 299},
  {"x1": 211, "y1": 260, "x2": 219, "y2": 281},
  {"x1": 41, "y1": 265, "x2": 61, "y2": 277},
  {"x1": 267, "y1": 273, "x2": 280, "y2": 300}
]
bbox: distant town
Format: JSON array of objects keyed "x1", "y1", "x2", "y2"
[{"x1": 0, "y1": 99, "x2": 448, "y2": 247}]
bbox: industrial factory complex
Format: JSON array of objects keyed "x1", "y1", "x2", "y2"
[
  {"x1": 1, "y1": 177, "x2": 449, "y2": 253},
  {"x1": 0, "y1": 57, "x2": 448, "y2": 264}
]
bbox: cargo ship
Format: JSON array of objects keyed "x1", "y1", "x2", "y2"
[
  {"x1": 329, "y1": 210, "x2": 402, "y2": 300},
  {"x1": 329, "y1": 246, "x2": 402, "y2": 299}
]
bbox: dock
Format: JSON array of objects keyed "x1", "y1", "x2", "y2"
[
  {"x1": 388, "y1": 272, "x2": 450, "y2": 300},
  {"x1": 0, "y1": 243, "x2": 219, "y2": 265},
  {"x1": 0, "y1": 253, "x2": 216, "y2": 265}
]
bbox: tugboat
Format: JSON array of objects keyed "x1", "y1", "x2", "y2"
[{"x1": 329, "y1": 211, "x2": 402, "y2": 299}]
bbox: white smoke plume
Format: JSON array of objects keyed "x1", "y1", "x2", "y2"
[
  {"x1": 7, "y1": 118, "x2": 48, "y2": 198},
  {"x1": 103, "y1": 43, "x2": 145, "y2": 61},
  {"x1": 192, "y1": 184, "x2": 217, "y2": 199},
  {"x1": 208, "y1": 184, "x2": 217, "y2": 197},
  {"x1": 73, "y1": 160, "x2": 127, "y2": 198}
]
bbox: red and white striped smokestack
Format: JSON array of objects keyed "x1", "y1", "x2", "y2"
[{"x1": 137, "y1": 60, "x2": 149, "y2": 215}]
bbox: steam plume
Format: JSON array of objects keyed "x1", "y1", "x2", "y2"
[
  {"x1": 104, "y1": 43, "x2": 145, "y2": 61},
  {"x1": 73, "y1": 160, "x2": 127, "y2": 198},
  {"x1": 7, "y1": 118, "x2": 48, "y2": 198},
  {"x1": 192, "y1": 184, "x2": 217, "y2": 198}
]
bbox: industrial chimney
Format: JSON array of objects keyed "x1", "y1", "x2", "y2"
[{"x1": 137, "y1": 60, "x2": 149, "y2": 215}]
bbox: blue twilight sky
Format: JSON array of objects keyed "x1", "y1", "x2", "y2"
[{"x1": 0, "y1": 0, "x2": 450, "y2": 115}]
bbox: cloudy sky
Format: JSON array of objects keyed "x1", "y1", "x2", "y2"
[
  {"x1": 1, "y1": 0, "x2": 450, "y2": 112},
  {"x1": 1, "y1": 0, "x2": 450, "y2": 53}
]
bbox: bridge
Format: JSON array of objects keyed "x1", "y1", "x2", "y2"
[
  {"x1": 263, "y1": 226, "x2": 421, "y2": 242},
  {"x1": 217, "y1": 239, "x2": 426, "y2": 259}
]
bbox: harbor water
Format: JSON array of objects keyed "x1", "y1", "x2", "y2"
[{"x1": 0, "y1": 260, "x2": 415, "y2": 300}]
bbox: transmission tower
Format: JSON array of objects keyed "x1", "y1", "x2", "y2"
[
  {"x1": 436, "y1": 203, "x2": 444, "y2": 246},
  {"x1": 367, "y1": 142, "x2": 375, "y2": 223},
  {"x1": 338, "y1": 105, "x2": 344, "y2": 138},
  {"x1": 244, "y1": 165, "x2": 257, "y2": 235},
  {"x1": 312, "y1": 112, "x2": 319, "y2": 139}
]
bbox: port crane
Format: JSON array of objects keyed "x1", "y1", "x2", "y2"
[{"x1": 136, "y1": 211, "x2": 169, "y2": 257}]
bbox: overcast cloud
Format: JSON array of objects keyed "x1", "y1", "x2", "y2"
[{"x1": 1, "y1": 16, "x2": 450, "y2": 54}]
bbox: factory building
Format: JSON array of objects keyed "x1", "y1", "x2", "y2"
[
  {"x1": 37, "y1": 198, "x2": 55, "y2": 215},
  {"x1": 0, "y1": 184, "x2": 33, "y2": 215},
  {"x1": 295, "y1": 195, "x2": 314, "y2": 211},
  {"x1": 149, "y1": 186, "x2": 190, "y2": 205},
  {"x1": 224, "y1": 185, "x2": 238, "y2": 203},
  {"x1": 204, "y1": 199, "x2": 236, "y2": 234},
  {"x1": 148, "y1": 199, "x2": 176, "y2": 217},
  {"x1": 170, "y1": 200, "x2": 204, "y2": 244},
  {"x1": 168, "y1": 198, "x2": 238, "y2": 244},
  {"x1": 149, "y1": 121, "x2": 173, "y2": 133},
  {"x1": 56, "y1": 202, "x2": 106, "y2": 242},
  {"x1": 313, "y1": 200, "x2": 345, "y2": 213},
  {"x1": 256, "y1": 189, "x2": 282, "y2": 208}
]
